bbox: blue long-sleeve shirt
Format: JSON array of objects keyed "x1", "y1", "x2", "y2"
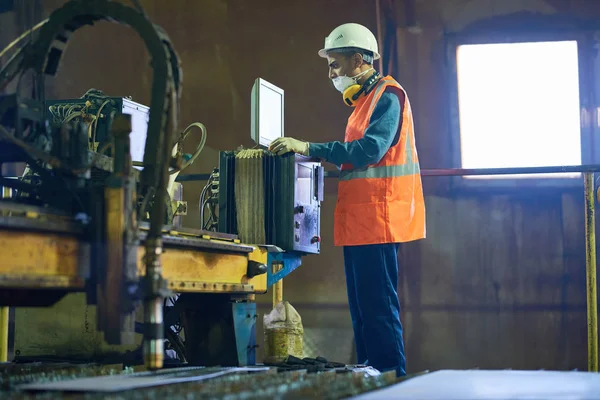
[{"x1": 308, "y1": 90, "x2": 401, "y2": 169}]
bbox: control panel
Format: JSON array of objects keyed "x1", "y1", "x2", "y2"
[{"x1": 291, "y1": 160, "x2": 323, "y2": 254}]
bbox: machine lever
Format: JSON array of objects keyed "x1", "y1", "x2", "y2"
[{"x1": 247, "y1": 261, "x2": 268, "y2": 278}]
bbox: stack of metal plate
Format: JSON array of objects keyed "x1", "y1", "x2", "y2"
[{"x1": 7, "y1": 364, "x2": 402, "y2": 399}]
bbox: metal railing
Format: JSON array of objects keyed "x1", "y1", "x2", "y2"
[{"x1": 176, "y1": 164, "x2": 600, "y2": 372}]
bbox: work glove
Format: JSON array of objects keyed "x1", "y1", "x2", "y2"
[{"x1": 269, "y1": 137, "x2": 309, "y2": 156}]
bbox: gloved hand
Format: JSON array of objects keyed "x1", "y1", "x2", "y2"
[{"x1": 269, "y1": 137, "x2": 309, "y2": 156}]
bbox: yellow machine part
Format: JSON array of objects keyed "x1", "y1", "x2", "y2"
[
  {"x1": 140, "y1": 243, "x2": 268, "y2": 293},
  {"x1": 0, "y1": 230, "x2": 84, "y2": 288},
  {"x1": 2, "y1": 225, "x2": 268, "y2": 358},
  {"x1": 0, "y1": 229, "x2": 268, "y2": 293}
]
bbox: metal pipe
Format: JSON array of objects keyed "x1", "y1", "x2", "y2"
[
  {"x1": 273, "y1": 280, "x2": 283, "y2": 308},
  {"x1": 584, "y1": 172, "x2": 598, "y2": 372},
  {"x1": 1, "y1": 186, "x2": 11, "y2": 361},
  {"x1": 176, "y1": 164, "x2": 600, "y2": 182},
  {"x1": 419, "y1": 165, "x2": 600, "y2": 177},
  {"x1": 0, "y1": 307, "x2": 7, "y2": 362},
  {"x1": 273, "y1": 263, "x2": 283, "y2": 307}
]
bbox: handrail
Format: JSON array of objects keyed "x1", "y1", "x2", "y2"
[
  {"x1": 176, "y1": 164, "x2": 599, "y2": 372},
  {"x1": 176, "y1": 164, "x2": 600, "y2": 182}
]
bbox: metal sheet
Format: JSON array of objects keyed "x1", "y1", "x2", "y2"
[
  {"x1": 19, "y1": 366, "x2": 271, "y2": 392},
  {"x1": 0, "y1": 362, "x2": 125, "y2": 390},
  {"x1": 137, "y1": 231, "x2": 254, "y2": 253},
  {"x1": 137, "y1": 221, "x2": 241, "y2": 242},
  {"x1": 353, "y1": 370, "x2": 600, "y2": 400}
]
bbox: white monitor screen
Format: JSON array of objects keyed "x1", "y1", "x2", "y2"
[{"x1": 251, "y1": 78, "x2": 284, "y2": 148}]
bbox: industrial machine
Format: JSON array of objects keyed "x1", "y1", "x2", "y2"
[
  {"x1": 0, "y1": 0, "x2": 323, "y2": 372},
  {"x1": 6, "y1": 1, "x2": 600, "y2": 399}
]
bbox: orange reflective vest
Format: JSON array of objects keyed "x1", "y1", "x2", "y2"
[{"x1": 333, "y1": 76, "x2": 426, "y2": 246}]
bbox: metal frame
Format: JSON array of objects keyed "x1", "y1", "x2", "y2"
[{"x1": 444, "y1": 24, "x2": 600, "y2": 191}]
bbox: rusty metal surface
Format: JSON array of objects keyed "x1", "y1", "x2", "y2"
[
  {"x1": 0, "y1": 219, "x2": 265, "y2": 295},
  {"x1": 0, "y1": 276, "x2": 84, "y2": 289},
  {"x1": 8, "y1": 364, "x2": 401, "y2": 399},
  {"x1": 167, "y1": 281, "x2": 254, "y2": 293},
  {"x1": 583, "y1": 172, "x2": 597, "y2": 372},
  {"x1": 0, "y1": 362, "x2": 126, "y2": 390},
  {"x1": 103, "y1": 186, "x2": 130, "y2": 345},
  {"x1": 19, "y1": 366, "x2": 270, "y2": 392},
  {"x1": 0, "y1": 228, "x2": 86, "y2": 290}
]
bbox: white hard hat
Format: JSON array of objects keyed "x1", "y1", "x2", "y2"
[{"x1": 318, "y1": 23, "x2": 380, "y2": 60}]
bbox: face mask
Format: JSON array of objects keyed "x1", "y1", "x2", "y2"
[{"x1": 331, "y1": 68, "x2": 374, "y2": 93}]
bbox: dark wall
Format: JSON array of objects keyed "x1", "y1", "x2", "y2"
[
  {"x1": 392, "y1": 0, "x2": 600, "y2": 371},
  {"x1": 12, "y1": 0, "x2": 600, "y2": 371}
]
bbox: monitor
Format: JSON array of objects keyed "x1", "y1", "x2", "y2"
[{"x1": 251, "y1": 78, "x2": 284, "y2": 148}]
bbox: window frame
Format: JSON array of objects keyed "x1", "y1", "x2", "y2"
[{"x1": 445, "y1": 28, "x2": 598, "y2": 192}]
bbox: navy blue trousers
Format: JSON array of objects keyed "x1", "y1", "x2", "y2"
[{"x1": 343, "y1": 243, "x2": 406, "y2": 376}]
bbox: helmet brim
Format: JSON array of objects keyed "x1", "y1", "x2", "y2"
[{"x1": 317, "y1": 47, "x2": 381, "y2": 60}]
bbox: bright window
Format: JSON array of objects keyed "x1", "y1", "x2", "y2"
[{"x1": 456, "y1": 40, "x2": 582, "y2": 179}]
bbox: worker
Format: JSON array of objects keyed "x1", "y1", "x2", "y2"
[{"x1": 269, "y1": 23, "x2": 426, "y2": 377}]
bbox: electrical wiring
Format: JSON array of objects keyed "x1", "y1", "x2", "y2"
[
  {"x1": 131, "y1": 121, "x2": 207, "y2": 175},
  {"x1": 199, "y1": 181, "x2": 210, "y2": 228},
  {"x1": 176, "y1": 122, "x2": 207, "y2": 173},
  {"x1": 63, "y1": 112, "x2": 98, "y2": 149},
  {"x1": 49, "y1": 101, "x2": 100, "y2": 151},
  {"x1": 91, "y1": 99, "x2": 110, "y2": 146},
  {"x1": 199, "y1": 169, "x2": 219, "y2": 231}
]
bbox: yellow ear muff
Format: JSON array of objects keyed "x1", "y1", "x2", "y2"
[{"x1": 342, "y1": 84, "x2": 362, "y2": 107}]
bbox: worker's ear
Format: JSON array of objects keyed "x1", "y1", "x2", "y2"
[{"x1": 352, "y1": 53, "x2": 363, "y2": 69}]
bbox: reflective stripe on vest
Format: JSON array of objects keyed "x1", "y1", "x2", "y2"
[
  {"x1": 339, "y1": 161, "x2": 420, "y2": 181},
  {"x1": 340, "y1": 82, "x2": 418, "y2": 182}
]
